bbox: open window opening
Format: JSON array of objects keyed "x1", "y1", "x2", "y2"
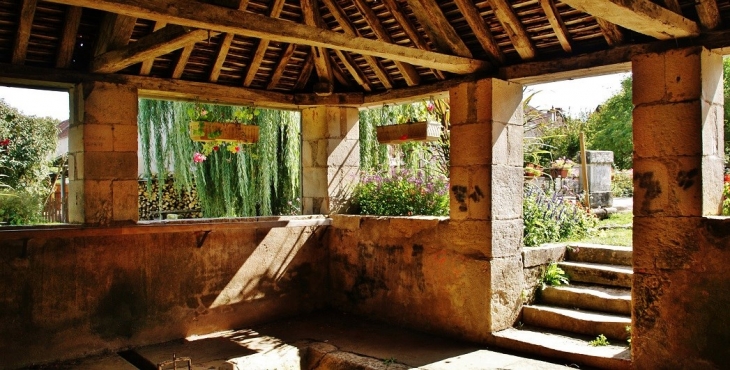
[
  {"x1": 0, "y1": 86, "x2": 70, "y2": 226},
  {"x1": 137, "y1": 99, "x2": 302, "y2": 220}
]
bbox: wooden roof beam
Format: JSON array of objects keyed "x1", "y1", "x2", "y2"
[
  {"x1": 320, "y1": 0, "x2": 393, "y2": 89},
  {"x1": 663, "y1": 0, "x2": 681, "y2": 14},
  {"x1": 352, "y1": 0, "x2": 420, "y2": 86},
  {"x1": 93, "y1": 12, "x2": 137, "y2": 57},
  {"x1": 91, "y1": 26, "x2": 211, "y2": 73},
  {"x1": 12, "y1": 0, "x2": 38, "y2": 65},
  {"x1": 55, "y1": 6, "x2": 82, "y2": 68},
  {"x1": 267, "y1": 43, "x2": 297, "y2": 90},
  {"x1": 295, "y1": 54, "x2": 314, "y2": 91},
  {"x1": 596, "y1": 18, "x2": 623, "y2": 46},
  {"x1": 209, "y1": 0, "x2": 249, "y2": 10},
  {"x1": 243, "y1": 0, "x2": 285, "y2": 87},
  {"x1": 46, "y1": 0, "x2": 488, "y2": 74},
  {"x1": 209, "y1": 33, "x2": 234, "y2": 82},
  {"x1": 486, "y1": 0, "x2": 537, "y2": 60},
  {"x1": 695, "y1": 0, "x2": 721, "y2": 30},
  {"x1": 139, "y1": 20, "x2": 167, "y2": 75},
  {"x1": 405, "y1": 0, "x2": 473, "y2": 58},
  {"x1": 560, "y1": 0, "x2": 699, "y2": 40},
  {"x1": 333, "y1": 50, "x2": 372, "y2": 92},
  {"x1": 538, "y1": 0, "x2": 573, "y2": 53},
  {"x1": 302, "y1": 0, "x2": 334, "y2": 96},
  {"x1": 453, "y1": 0, "x2": 505, "y2": 64},
  {"x1": 172, "y1": 44, "x2": 194, "y2": 79}
]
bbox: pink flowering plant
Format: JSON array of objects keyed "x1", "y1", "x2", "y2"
[{"x1": 352, "y1": 168, "x2": 449, "y2": 216}]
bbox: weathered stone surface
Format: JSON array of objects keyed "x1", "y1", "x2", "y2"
[
  {"x1": 541, "y1": 284, "x2": 631, "y2": 315},
  {"x1": 84, "y1": 151, "x2": 138, "y2": 180},
  {"x1": 584, "y1": 150, "x2": 613, "y2": 164},
  {"x1": 82, "y1": 81, "x2": 138, "y2": 126},
  {"x1": 522, "y1": 244, "x2": 566, "y2": 268},
  {"x1": 522, "y1": 305, "x2": 630, "y2": 340},
  {"x1": 450, "y1": 123, "x2": 492, "y2": 166},
  {"x1": 633, "y1": 101, "x2": 702, "y2": 157}
]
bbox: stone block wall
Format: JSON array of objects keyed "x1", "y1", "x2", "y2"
[{"x1": 0, "y1": 221, "x2": 329, "y2": 369}]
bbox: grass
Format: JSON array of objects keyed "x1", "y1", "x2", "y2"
[{"x1": 576, "y1": 211, "x2": 633, "y2": 247}]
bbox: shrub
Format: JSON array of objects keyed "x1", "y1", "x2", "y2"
[
  {"x1": 540, "y1": 262, "x2": 570, "y2": 289},
  {"x1": 0, "y1": 190, "x2": 44, "y2": 225},
  {"x1": 524, "y1": 184, "x2": 598, "y2": 247},
  {"x1": 723, "y1": 182, "x2": 730, "y2": 216},
  {"x1": 611, "y1": 169, "x2": 633, "y2": 197},
  {"x1": 352, "y1": 168, "x2": 449, "y2": 216}
]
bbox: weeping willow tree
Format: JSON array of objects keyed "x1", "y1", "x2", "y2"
[
  {"x1": 138, "y1": 99, "x2": 301, "y2": 217},
  {"x1": 359, "y1": 100, "x2": 450, "y2": 176}
]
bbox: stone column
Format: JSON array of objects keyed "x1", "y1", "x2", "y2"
[
  {"x1": 301, "y1": 106, "x2": 360, "y2": 214},
  {"x1": 448, "y1": 78, "x2": 525, "y2": 332},
  {"x1": 632, "y1": 47, "x2": 725, "y2": 367},
  {"x1": 67, "y1": 81, "x2": 139, "y2": 225}
]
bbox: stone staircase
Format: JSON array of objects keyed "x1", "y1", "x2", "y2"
[{"x1": 493, "y1": 244, "x2": 633, "y2": 370}]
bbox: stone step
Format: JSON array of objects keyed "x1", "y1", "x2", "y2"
[
  {"x1": 541, "y1": 284, "x2": 632, "y2": 315},
  {"x1": 492, "y1": 326, "x2": 631, "y2": 370},
  {"x1": 566, "y1": 243, "x2": 633, "y2": 266},
  {"x1": 559, "y1": 261, "x2": 633, "y2": 288},
  {"x1": 523, "y1": 305, "x2": 631, "y2": 341}
]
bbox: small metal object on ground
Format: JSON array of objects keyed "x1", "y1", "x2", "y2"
[{"x1": 157, "y1": 353, "x2": 192, "y2": 370}]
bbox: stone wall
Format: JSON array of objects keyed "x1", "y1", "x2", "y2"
[
  {"x1": 328, "y1": 215, "x2": 523, "y2": 343},
  {"x1": 0, "y1": 219, "x2": 328, "y2": 369}
]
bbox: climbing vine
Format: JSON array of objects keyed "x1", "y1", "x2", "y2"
[{"x1": 137, "y1": 99, "x2": 301, "y2": 217}]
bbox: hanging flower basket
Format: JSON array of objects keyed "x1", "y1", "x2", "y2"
[
  {"x1": 376, "y1": 121, "x2": 441, "y2": 145},
  {"x1": 189, "y1": 121, "x2": 259, "y2": 144}
]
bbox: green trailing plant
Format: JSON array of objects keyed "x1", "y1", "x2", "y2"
[
  {"x1": 722, "y1": 181, "x2": 730, "y2": 216},
  {"x1": 626, "y1": 325, "x2": 632, "y2": 347},
  {"x1": 540, "y1": 262, "x2": 570, "y2": 289},
  {"x1": 351, "y1": 168, "x2": 449, "y2": 216},
  {"x1": 523, "y1": 183, "x2": 598, "y2": 247},
  {"x1": 589, "y1": 334, "x2": 610, "y2": 347},
  {"x1": 137, "y1": 99, "x2": 301, "y2": 218}
]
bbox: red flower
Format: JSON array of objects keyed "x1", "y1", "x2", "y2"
[
  {"x1": 399, "y1": 134, "x2": 408, "y2": 140},
  {"x1": 0, "y1": 138, "x2": 10, "y2": 146},
  {"x1": 213, "y1": 145, "x2": 219, "y2": 151},
  {"x1": 427, "y1": 102, "x2": 434, "y2": 112},
  {"x1": 235, "y1": 146, "x2": 240, "y2": 153}
]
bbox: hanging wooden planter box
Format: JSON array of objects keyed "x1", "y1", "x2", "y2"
[
  {"x1": 189, "y1": 121, "x2": 259, "y2": 144},
  {"x1": 376, "y1": 121, "x2": 441, "y2": 144}
]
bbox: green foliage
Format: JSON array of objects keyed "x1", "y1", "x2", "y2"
[
  {"x1": 540, "y1": 262, "x2": 570, "y2": 289},
  {"x1": 0, "y1": 190, "x2": 44, "y2": 225},
  {"x1": 523, "y1": 184, "x2": 598, "y2": 247},
  {"x1": 722, "y1": 182, "x2": 730, "y2": 216},
  {"x1": 723, "y1": 57, "x2": 730, "y2": 161},
  {"x1": 626, "y1": 325, "x2": 632, "y2": 347},
  {"x1": 137, "y1": 99, "x2": 301, "y2": 218},
  {"x1": 352, "y1": 168, "x2": 449, "y2": 216},
  {"x1": 538, "y1": 115, "x2": 593, "y2": 164},
  {"x1": 589, "y1": 334, "x2": 610, "y2": 347},
  {"x1": 611, "y1": 169, "x2": 634, "y2": 197},
  {"x1": 588, "y1": 77, "x2": 633, "y2": 170}
]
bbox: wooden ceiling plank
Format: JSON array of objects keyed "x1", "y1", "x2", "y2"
[
  {"x1": 334, "y1": 49, "x2": 372, "y2": 92},
  {"x1": 595, "y1": 17, "x2": 623, "y2": 46},
  {"x1": 209, "y1": 33, "x2": 234, "y2": 82},
  {"x1": 242, "y1": 0, "x2": 284, "y2": 87},
  {"x1": 663, "y1": 0, "x2": 682, "y2": 14},
  {"x1": 538, "y1": 0, "x2": 573, "y2": 53},
  {"x1": 695, "y1": 0, "x2": 721, "y2": 30},
  {"x1": 302, "y1": 0, "x2": 334, "y2": 95},
  {"x1": 55, "y1": 6, "x2": 83, "y2": 68},
  {"x1": 380, "y1": 0, "x2": 445, "y2": 79},
  {"x1": 12, "y1": 0, "x2": 38, "y2": 65},
  {"x1": 267, "y1": 43, "x2": 297, "y2": 90},
  {"x1": 405, "y1": 0, "x2": 472, "y2": 58},
  {"x1": 139, "y1": 21, "x2": 167, "y2": 75},
  {"x1": 91, "y1": 26, "x2": 211, "y2": 73},
  {"x1": 320, "y1": 0, "x2": 394, "y2": 88},
  {"x1": 352, "y1": 0, "x2": 420, "y2": 86},
  {"x1": 486, "y1": 0, "x2": 537, "y2": 59},
  {"x1": 172, "y1": 44, "x2": 194, "y2": 79},
  {"x1": 93, "y1": 12, "x2": 137, "y2": 57},
  {"x1": 560, "y1": 0, "x2": 699, "y2": 40},
  {"x1": 330, "y1": 58, "x2": 353, "y2": 87},
  {"x1": 453, "y1": 0, "x2": 505, "y2": 64},
  {"x1": 44, "y1": 0, "x2": 488, "y2": 74}
]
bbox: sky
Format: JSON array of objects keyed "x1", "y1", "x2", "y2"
[{"x1": 0, "y1": 72, "x2": 631, "y2": 121}]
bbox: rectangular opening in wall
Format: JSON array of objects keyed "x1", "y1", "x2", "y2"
[
  {"x1": 356, "y1": 100, "x2": 450, "y2": 217},
  {"x1": 0, "y1": 85, "x2": 70, "y2": 226},
  {"x1": 137, "y1": 99, "x2": 302, "y2": 220}
]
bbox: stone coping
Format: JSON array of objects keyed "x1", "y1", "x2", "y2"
[{"x1": 522, "y1": 243, "x2": 567, "y2": 268}]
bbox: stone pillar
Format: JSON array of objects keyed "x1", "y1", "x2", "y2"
[
  {"x1": 448, "y1": 78, "x2": 524, "y2": 332},
  {"x1": 578, "y1": 150, "x2": 614, "y2": 208},
  {"x1": 632, "y1": 47, "x2": 725, "y2": 367},
  {"x1": 67, "y1": 81, "x2": 139, "y2": 225},
  {"x1": 301, "y1": 106, "x2": 360, "y2": 214}
]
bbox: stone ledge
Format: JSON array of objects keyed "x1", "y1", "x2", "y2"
[{"x1": 522, "y1": 243, "x2": 566, "y2": 268}]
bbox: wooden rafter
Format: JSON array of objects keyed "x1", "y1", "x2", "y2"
[
  {"x1": 695, "y1": 0, "x2": 721, "y2": 30},
  {"x1": 330, "y1": 58, "x2": 353, "y2": 88},
  {"x1": 209, "y1": 33, "x2": 234, "y2": 82},
  {"x1": 12, "y1": 0, "x2": 38, "y2": 65},
  {"x1": 55, "y1": 6, "x2": 82, "y2": 68},
  {"x1": 210, "y1": 0, "x2": 249, "y2": 10},
  {"x1": 172, "y1": 44, "x2": 194, "y2": 79},
  {"x1": 302, "y1": 0, "x2": 334, "y2": 95},
  {"x1": 334, "y1": 49, "x2": 372, "y2": 91},
  {"x1": 44, "y1": 0, "x2": 489, "y2": 74},
  {"x1": 379, "y1": 0, "x2": 445, "y2": 79},
  {"x1": 352, "y1": 0, "x2": 420, "y2": 86},
  {"x1": 321, "y1": 0, "x2": 393, "y2": 89},
  {"x1": 267, "y1": 43, "x2": 297, "y2": 90},
  {"x1": 486, "y1": 0, "x2": 536, "y2": 60},
  {"x1": 664, "y1": 0, "x2": 682, "y2": 14},
  {"x1": 452, "y1": 0, "x2": 505, "y2": 64},
  {"x1": 139, "y1": 21, "x2": 167, "y2": 75},
  {"x1": 560, "y1": 0, "x2": 699, "y2": 40},
  {"x1": 243, "y1": 0, "x2": 285, "y2": 87},
  {"x1": 538, "y1": 0, "x2": 572, "y2": 53},
  {"x1": 295, "y1": 54, "x2": 314, "y2": 91},
  {"x1": 595, "y1": 18, "x2": 623, "y2": 46},
  {"x1": 93, "y1": 13, "x2": 137, "y2": 56},
  {"x1": 405, "y1": 0, "x2": 472, "y2": 58},
  {"x1": 91, "y1": 26, "x2": 211, "y2": 73}
]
